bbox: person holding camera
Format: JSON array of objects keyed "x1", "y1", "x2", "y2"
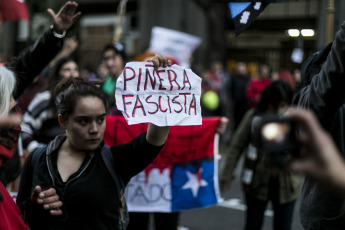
[
  {"x1": 219, "y1": 80, "x2": 302, "y2": 230},
  {"x1": 296, "y1": 21, "x2": 345, "y2": 230}
]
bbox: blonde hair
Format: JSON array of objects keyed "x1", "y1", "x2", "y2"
[{"x1": 0, "y1": 66, "x2": 16, "y2": 116}]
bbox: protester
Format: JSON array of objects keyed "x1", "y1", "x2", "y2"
[
  {"x1": 16, "y1": 54, "x2": 171, "y2": 230},
  {"x1": 100, "y1": 42, "x2": 127, "y2": 110},
  {"x1": 246, "y1": 64, "x2": 271, "y2": 108},
  {"x1": 21, "y1": 57, "x2": 80, "y2": 152},
  {"x1": 220, "y1": 81, "x2": 302, "y2": 230},
  {"x1": 0, "y1": 67, "x2": 28, "y2": 230},
  {"x1": 275, "y1": 70, "x2": 296, "y2": 92},
  {"x1": 292, "y1": 69, "x2": 302, "y2": 93},
  {"x1": 228, "y1": 62, "x2": 251, "y2": 131},
  {"x1": 296, "y1": 21, "x2": 345, "y2": 230},
  {"x1": 207, "y1": 60, "x2": 229, "y2": 116}
]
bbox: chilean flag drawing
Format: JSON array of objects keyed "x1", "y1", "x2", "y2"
[{"x1": 104, "y1": 116, "x2": 222, "y2": 212}]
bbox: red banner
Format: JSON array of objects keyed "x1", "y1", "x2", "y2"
[
  {"x1": 104, "y1": 116, "x2": 221, "y2": 164},
  {"x1": 103, "y1": 115, "x2": 223, "y2": 212}
]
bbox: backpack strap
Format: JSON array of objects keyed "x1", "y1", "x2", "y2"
[
  {"x1": 101, "y1": 145, "x2": 128, "y2": 230},
  {"x1": 31, "y1": 146, "x2": 47, "y2": 169}
]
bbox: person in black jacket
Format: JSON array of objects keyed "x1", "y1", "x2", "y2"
[
  {"x1": 296, "y1": 21, "x2": 345, "y2": 230},
  {"x1": 16, "y1": 54, "x2": 171, "y2": 230}
]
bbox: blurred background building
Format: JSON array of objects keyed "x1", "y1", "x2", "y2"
[{"x1": 0, "y1": 0, "x2": 343, "y2": 75}]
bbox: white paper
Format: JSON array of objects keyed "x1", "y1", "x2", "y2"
[
  {"x1": 115, "y1": 62, "x2": 202, "y2": 126},
  {"x1": 149, "y1": 26, "x2": 202, "y2": 68}
]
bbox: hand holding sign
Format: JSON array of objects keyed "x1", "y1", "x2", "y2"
[{"x1": 115, "y1": 61, "x2": 202, "y2": 126}]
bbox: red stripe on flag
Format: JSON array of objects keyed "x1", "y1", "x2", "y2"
[{"x1": 104, "y1": 116, "x2": 221, "y2": 164}]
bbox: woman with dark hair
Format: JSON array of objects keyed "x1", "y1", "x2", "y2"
[
  {"x1": 16, "y1": 54, "x2": 171, "y2": 230},
  {"x1": 21, "y1": 57, "x2": 80, "y2": 152},
  {"x1": 219, "y1": 80, "x2": 302, "y2": 230}
]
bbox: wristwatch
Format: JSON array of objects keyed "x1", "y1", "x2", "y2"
[{"x1": 50, "y1": 25, "x2": 66, "y2": 38}]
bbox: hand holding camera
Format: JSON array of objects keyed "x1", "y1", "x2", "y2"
[
  {"x1": 287, "y1": 108, "x2": 345, "y2": 196},
  {"x1": 252, "y1": 113, "x2": 299, "y2": 168}
]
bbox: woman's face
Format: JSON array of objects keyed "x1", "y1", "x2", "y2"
[
  {"x1": 59, "y1": 61, "x2": 79, "y2": 79},
  {"x1": 103, "y1": 49, "x2": 124, "y2": 78},
  {"x1": 61, "y1": 96, "x2": 106, "y2": 151}
]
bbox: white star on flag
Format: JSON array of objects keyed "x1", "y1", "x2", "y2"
[{"x1": 182, "y1": 169, "x2": 208, "y2": 197}]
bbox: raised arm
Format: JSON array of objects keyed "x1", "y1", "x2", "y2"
[
  {"x1": 146, "y1": 124, "x2": 170, "y2": 146},
  {"x1": 144, "y1": 53, "x2": 172, "y2": 146},
  {"x1": 298, "y1": 21, "x2": 345, "y2": 123},
  {"x1": 8, "y1": 1, "x2": 81, "y2": 98}
]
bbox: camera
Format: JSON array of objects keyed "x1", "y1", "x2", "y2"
[{"x1": 254, "y1": 116, "x2": 299, "y2": 167}]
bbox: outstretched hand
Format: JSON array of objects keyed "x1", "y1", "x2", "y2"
[
  {"x1": 47, "y1": 1, "x2": 81, "y2": 34},
  {"x1": 31, "y1": 186, "x2": 63, "y2": 216}
]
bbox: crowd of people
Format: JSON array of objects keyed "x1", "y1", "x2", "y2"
[{"x1": 1, "y1": 1, "x2": 345, "y2": 230}]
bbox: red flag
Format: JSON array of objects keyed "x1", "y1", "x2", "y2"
[
  {"x1": 104, "y1": 116, "x2": 221, "y2": 164},
  {"x1": 104, "y1": 116, "x2": 222, "y2": 212},
  {"x1": 0, "y1": 0, "x2": 29, "y2": 21},
  {"x1": 0, "y1": 183, "x2": 29, "y2": 230}
]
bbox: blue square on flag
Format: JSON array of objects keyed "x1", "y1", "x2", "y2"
[{"x1": 171, "y1": 158, "x2": 218, "y2": 211}]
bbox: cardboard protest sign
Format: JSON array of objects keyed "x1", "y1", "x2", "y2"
[
  {"x1": 103, "y1": 115, "x2": 222, "y2": 212},
  {"x1": 115, "y1": 62, "x2": 202, "y2": 126}
]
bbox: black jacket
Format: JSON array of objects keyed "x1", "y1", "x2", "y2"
[
  {"x1": 297, "y1": 21, "x2": 345, "y2": 230},
  {"x1": 7, "y1": 28, "x2": 63, "y2": 99},
  {"x1": 16, "y1": 133, "x2": 163, "y2": 230}
]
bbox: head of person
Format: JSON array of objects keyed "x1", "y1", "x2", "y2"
[
  {"x1": 211, "y1": 61, "x2": 224, "y2": 73},
  {"x1": 54, "y1": 77, "x2": 108, "y2": 151},
  {"x1": 255, "y1": 80, "x2": 293, "y2": 116},
  {"x1": 235, "y1": 62, "x2": 248, "y2": 75},
  {"x1": 0, "y1": 66, "x2": 17, "y2": 116},
  {"x1": 0, "y1": 66, "x2": 21, "y2": 167},
  {"x1": 258, "y1": 64, "x2": 271, "y2": 80},
  {"x1": 48, "y1": 57, "x2": 80, "y2": 90},
  {"x1": 101, "y1": 43, "x2": 126, "y2": 79},
  {"x1": 276, "y1": 70, "x2": 296, "y2": 91}
]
